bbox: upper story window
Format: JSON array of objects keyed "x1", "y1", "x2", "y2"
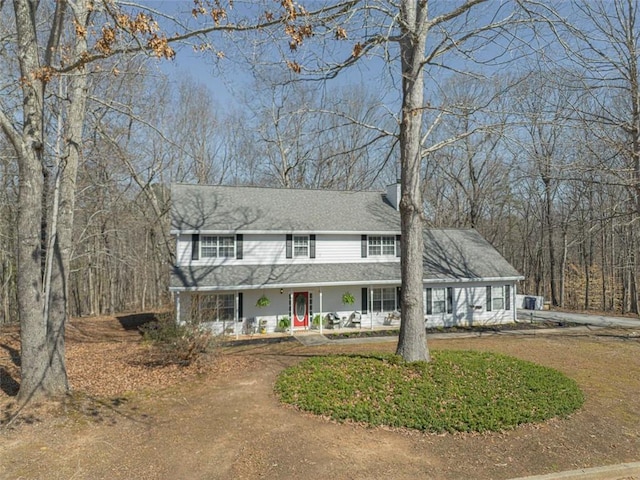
[
  {"x1": 368, "y1": 236, "x2": 395, "y2": 256},
  {"x1": 201, "y1": 235, "x2": 235, "y2": 258},
  {"x1": 293, "y1": 235, "x2": 309, "y2": 257},
  {"x1": 286, "y1": 234, "x2": 315, "y2": 259}
]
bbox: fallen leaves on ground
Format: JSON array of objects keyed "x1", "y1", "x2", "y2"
[{"x1": 1, "y1": 314, "x2": 255, "y2": 402}]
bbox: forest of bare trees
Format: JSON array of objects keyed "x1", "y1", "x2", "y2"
[{"x1": 1, "y1": 0, "x2": 639, "y2": 395}]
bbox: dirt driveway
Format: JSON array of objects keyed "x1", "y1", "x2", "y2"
[{"x1": 1, "y1": 316, "x2": 639, "y2": 480}]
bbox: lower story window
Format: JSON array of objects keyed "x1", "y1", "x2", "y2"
[
  {"x1": 191, "y1": 293, "x2": 234, "y2": 322},
  {"x1": 425, "y1": 287, "x2": 453, "y2": 314},
  {"x1": 492, "y1": 286, "x2": 505, "y2": 310},
  {"x1": 487, "y1": 286, "x2": 511, "y2": 312},
  {"x1": 487, "y1": 286, "x2": 510, "y2": 311},
  {"x1": 433, "y1": 288, "x2": 446, "y2": 314},
  {"x1": 372, "y1": 287, "x2": 396, "y2": 312}
]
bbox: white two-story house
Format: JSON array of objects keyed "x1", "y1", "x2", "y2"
[{"x1": 169, "y1": 183, "x2": 523, "y2": 334}]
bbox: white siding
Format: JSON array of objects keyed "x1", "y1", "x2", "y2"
[
  {"x1": 424, "y1": 281, "x2": 517, "y2": 327},
  {"x1": 244, "y1": 234, "x2": 285, "y2": 265},
  {"x1": 317, "y1": 234, "x2": 362, "y2": 263},
  {"x1": 176, "y1": 234, "x2": 193, "y2": 265},
  {"x1": 175, "y1": 233, "x2": 400, "y2": 266}
]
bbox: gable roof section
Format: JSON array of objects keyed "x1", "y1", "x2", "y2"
[
  {"x1": 169, "y1": 228, "x2": 522, "y2": 291},
  {"x1": 170, "y1": 262, "x2": 402, "y2": 291},
  {"x1": 170, "y1": 183, "x2": 400, "y2": 233},
  {"x1": 423, "y1": 229, "x2": 522, "y2": 281}
]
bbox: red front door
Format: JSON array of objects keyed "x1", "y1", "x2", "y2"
[{"x1": 293, "y1": 292, "x2": 309, "y2": 327}]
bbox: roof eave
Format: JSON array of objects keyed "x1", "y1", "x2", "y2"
[
  {"x1": 169, "y1": 275, "x2": 524, "y2": 292},
  {"x1": 169, "y1": 278, "x2": 401, "y2": 292},
  {"x1": 170, "y1": 229, "x2": 401, "y2": 235},
  {"x1": 423, "y1": 275, "x2": 524, "y2": 283}
]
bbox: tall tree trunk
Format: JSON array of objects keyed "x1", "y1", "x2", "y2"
[
  {"x1": 543, "y1": 176, "x2": 559, "y2": 306},
  {"x1": 395, "y1": 0, "x2": 429, "y2": 363},
  {"x1": 560, "y1": 228, "x2": 567, "y2": 308},
  {"x1": 13, "y1": 0, "x2": 49, "y2": 402},
  {"x1": 584, "y1": 223, "x2": 592, "y2": 311},
  {"x1": 535, "y1": 228, "x2": 543, "y2": 297},
  {"x1": 44, "y1": 0, "x2": 91, "y2": 394},
  {"x1": 600, "y1": 220, "x2": 607, "y2": 311},
  {"x1": 630, "y1": 222, "x2": 639, "y2": 315}
]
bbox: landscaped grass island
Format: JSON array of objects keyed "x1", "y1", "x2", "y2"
[{"x1": 275, "y1": 350, "x2": 584, "y2": 433}]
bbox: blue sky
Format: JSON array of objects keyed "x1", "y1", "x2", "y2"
[
  {"x1": 141, "y1": 0, "x2": 409, "y2": 110},
  {"x1": 141, "y1": 1, "x2": 569, "y2": 114}
]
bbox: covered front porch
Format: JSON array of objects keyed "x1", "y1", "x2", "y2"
[{"x1": 174, "y1": 284, "x2": 402, "y2": 337}]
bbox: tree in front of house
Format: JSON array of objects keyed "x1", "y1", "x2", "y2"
[
  {"x1": 271, "y1": 0, "x2": 531, "y2": 361},
  {"x1": 1, "y1": 0, "x2": 324, "y2": 403}
]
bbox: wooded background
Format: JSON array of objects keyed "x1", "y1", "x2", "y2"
[{"x1": 1, "y1": 0, "x2": 638, "y2": 326}]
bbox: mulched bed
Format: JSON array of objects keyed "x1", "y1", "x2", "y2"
[{"x1": 323, "y1": 318, "x2": 583, "y2": 340}]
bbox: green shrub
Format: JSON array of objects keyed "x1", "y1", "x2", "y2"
[
  {"x1": 140, "y1": 312, "x2": 215, "y2": 366},
  {"x1": 275, "y1": 350, "x2": 584, "y2": 433},
  {"x1": 277, "y1": 316, "x2": 291, "y2": 331}
]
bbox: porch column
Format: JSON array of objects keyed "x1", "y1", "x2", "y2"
[
  {"x1": 290, "y1": 290, "x2": 294, "y2": 336},
  {"x1": 319, "y1": 290, "x2": 323, "y2": 335},
  {"x1": 175, "y1": 292, "x2": 181, "y2": 325},
  {"x1": 370, "y1": 287, "x2": 374, "y2": 330},
  {"x1": 513, "y1": 283, "x2": 517, "y2": 322},
  {"x1": 235, "y1": 292, "x2": 239, "y2": 339}
]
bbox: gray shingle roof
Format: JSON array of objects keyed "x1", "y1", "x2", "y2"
[
  {"x1": 170, "y1": 263, "x2": 402, "y2": 290},
  {"x1": 170, "y1": 183, "x2": 400, "y2": 233},
  {"x1": 422, "y1": 229, "x2": 522, "y2": 281},
  {"x1": 170, "y1": 229, "x2": 522, "y2": 290}
]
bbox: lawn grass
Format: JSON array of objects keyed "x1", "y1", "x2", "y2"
[{"x1": 275, "y1": 350, "x2": 584, "y2": 433}]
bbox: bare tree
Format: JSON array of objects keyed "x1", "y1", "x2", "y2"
[
  {"x1": 510, "y1": 72, "x2": 578, "y2": 306},
  {"x1": 422, "y1": 75, "x2": 512, "y2": 233},
  {"x1": 237, "y1": 73, "x2": 394, "y2": 189},
  {"x1": 0, "y1": 0, "x2": 310, "y2": 402},
  {"x1": 0, "y1": 138, "x2": 17, "y2": 326},
  {"x1": 537, "y1": 0, "x2": 640, "y2": 314},
  {"x1": 267, "y1": 0, "x2": 530, "y2": 361}
]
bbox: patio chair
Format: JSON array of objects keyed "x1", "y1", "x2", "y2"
[
  {"x1": 383, "y1": 310, "x2": 401, "y2": 326},
  {"x1": 243, "y1": 317, "x2": 257, "y2": 335},
  {"x1": 325, "y1": 312, "x2": 341, "y2": 329},
  {"x1": 346, "y1": 311, "x2": 362, "y2": 328}
]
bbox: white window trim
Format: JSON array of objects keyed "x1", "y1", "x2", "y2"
[
  {"x1": 201, "y1": 235, "x2": 235, "y2": 258},
  {"x1": 372, "y1": 287, "x2": 397, "y2": 312},
  {"x1": 432, "y1": 287, "x2": 446, "y2": 314},
  {"x1": 192, "y1": 293, "x2": 235, "y2": 322},
  {"x1": 425, "y1": 287, "x2": 453, "y2": 315},
  {"x1": 492, "y1": 286, "x2": 505, "y2": 310},
  {"x1": 293, "y1": 235, "x2": 309, "y2": 258},
  {"x1": 368, "y1": 235, "x2": 395, "y2": 256}
]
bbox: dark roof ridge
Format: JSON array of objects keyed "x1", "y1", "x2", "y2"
[{"x1": 171, "y1": 182, "x2": 384, "y2": 194}]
